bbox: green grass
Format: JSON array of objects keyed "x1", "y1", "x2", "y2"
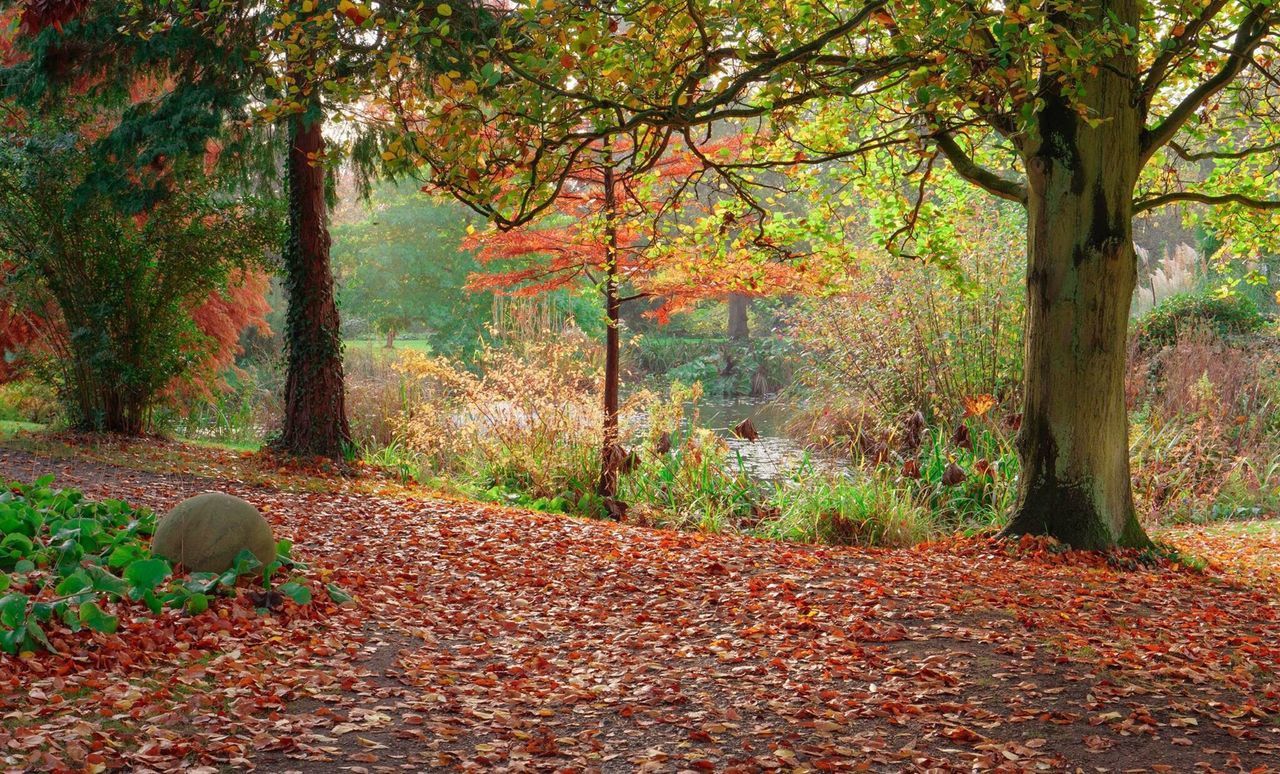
[
  {"x1": 0, "y1": 420, "x2": 45, "y2": 438},
  {"x1": 182, "y1": 436, "x2": 261, "y2": 453},
  {"x1": 343, "y1": 338, "x2": 433, "y2": 355}
]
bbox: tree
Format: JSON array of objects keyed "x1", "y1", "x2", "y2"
[
  {"x1": 464, "y1": 142, "x2": 684, "y2": 502},
  {"x1": 3, "y1": 0, "x2": 467, "y2": 457},
  {"x1": 727, "y1": 294, "x2": 750, "y2": 340},
  {"x1": 183, "y1": 268, "x2": 274, "y2": 402},
  {"x1": 465, "y1": 135, "x2": 817, "y2": 501},
  {"x1": 390, "y1": 0, "x2": 1280, "y2": 548},
  {"x1": 0, "y1": 134, "x2": 278, "y2": 434},
  {"x1": 333, "y1": 183, "x2": 491, "y2": 355}
]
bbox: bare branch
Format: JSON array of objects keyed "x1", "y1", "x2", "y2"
[
  {"x1": 1168, "y1": 139, "x2": 1280, "y2": 161},
  {"x1": 1133, "y1": 190, "x2": 1280, "y2": 214}
]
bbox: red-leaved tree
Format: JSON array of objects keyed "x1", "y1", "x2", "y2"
[
  {"x1": 464, "y1": 137, "x2": 809, "y2": 503},
  {"x1": 0, "y1": 269, "x2": 271, "y2": 407}
]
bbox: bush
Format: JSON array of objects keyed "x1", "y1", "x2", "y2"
[
  {"x1": 762, "y1": 470, "x2": 933, "y2": 547},
  {"x1": 0, "y1": 131, "x2": 280, "y2": 434},
  {"x1": 1133, "y1": 291, "x2": 1265, "y2": 351},
  {"x1": 784, "y1": 207, "x2": 1025, "y2": 423},
  {"x1": 0, "y1": 476, "x2": 321, "y2": 654},
  {"x1": 0, "y1": 379, "x2": 59, "y2": 424},
  {"x1": 1127, "y1": 326, "x2": 1280, "y2": 524},
  {"x1": 395, "y1": 336, "x2": 611, "y2": 500}
]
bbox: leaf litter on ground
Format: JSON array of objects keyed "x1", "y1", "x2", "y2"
[{"x1": 0, "y1": 441, "x2": 1277, "y2": 772}]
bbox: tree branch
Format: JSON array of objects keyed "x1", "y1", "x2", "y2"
[
  {"x1": 932, "y1": 130, "x2": 1027, "y2": 205},
  {"x1": 1133, "y1": 190, "x2": 1280, "y2": 214},
  {"x1": 1141, "y1": 6, "x2": 1272, "y2": 162},
  {"x1": 1168, "y1": 139, "x2": 1280, "y2": 161},
  {"x1": 1140, "y1": 0, "x2": 1231, "y2": 109}
]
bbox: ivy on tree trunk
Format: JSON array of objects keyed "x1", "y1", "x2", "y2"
[{"x1": 276, "y1": 111, "x2": 351, "y2": 459}]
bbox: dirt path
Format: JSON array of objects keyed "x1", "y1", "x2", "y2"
[{"x1": 2, "y1": 448, "x2": 1278, "y2": 772}]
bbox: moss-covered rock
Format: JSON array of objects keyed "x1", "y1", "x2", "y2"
[{"x1": 151, "y1": 493, "x2": 275, "y2": 573}]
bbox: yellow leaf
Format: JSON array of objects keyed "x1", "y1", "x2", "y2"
[{"x1": 437, "y1": 3, "x2": 452, "y2": 16}]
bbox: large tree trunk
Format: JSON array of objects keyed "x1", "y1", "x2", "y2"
[
  {"x1": 1004, "y1": 0, "x2": 1151, "y2": 549},
  {"x1": 277, "y1": 113, "x2": 351, "y2": 459},
  {"x1": 597, "y1": 160, "x2": 622, "y2": 502},
  {"x1": 727, "y1": 293, "x2": 750, "y2": 340}
]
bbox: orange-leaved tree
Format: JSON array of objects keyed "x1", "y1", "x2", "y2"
[
  {"x1": 464, "y1": 136, "x2": 811, "y2": 504},
  {"x1": 0, "y1": 262, "x2": 272, "y2": 417}
]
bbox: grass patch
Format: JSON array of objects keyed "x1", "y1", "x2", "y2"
[{"x1": 0, "y1": 420, "x2": 45, "y2": 438}]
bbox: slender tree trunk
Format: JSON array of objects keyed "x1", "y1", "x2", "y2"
[
  {"x1": 597, "y1": 159, "x2": 622, "y2": 502},
  {"x1": 384, "y1": 327, "x2": 397, "y2": 349},
  {"x1": 277, "y1": 112, "x2": 351, "y2": 459},
  {"x1": 1004, "y1": 0, "x2": 1151, "y2": 549},
  {"x1": 727, "y1": 293, "x2": 750, "y2": 340}
]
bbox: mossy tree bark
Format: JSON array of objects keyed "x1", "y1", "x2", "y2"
[
  {"x1": 277, "y1": 112, "x2": 352, "y2": 459},
  {"x1": 1003, "y1": 0, "x2": 1151, "y2": 550}
]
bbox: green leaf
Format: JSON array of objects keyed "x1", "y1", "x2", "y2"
[
  {"x1": 55, "y1": 569, "x2": 92, "y2": 597},
  {"x1": 0, "y1": 627, "x2": 22, "y2": 655},
  {"x1": 86, "y1": 565, "x2": 129, "y2": 598},
  {"x1": 277, "y1": 582, "x2": 312, "y2": 606},
  {"x1": 184, "y1": 572, "x2": 219, "y2": 594},
  {"x1": 107, "y1": 542, "x2": 147, "y2": 569},
  {"x1": 326, "y1": 583, "x2": 354, "y2": 605},
  {"x1": 78, "y1": 601, "x2": 118, "y2": 634},
  {"x1": 24, "y1": 618, "x2": 52, "y2": 652},
  {"x1": 30, "y1": 602, "x2": 53, "y2": 622},
  {"x1": 231, "y1": 549, "x2": 263, "y2": 575},
  {"x1": 0, "y1": 592, "x2": 27, "y2": 629},
  {"x1": 184, "y1": 593, "x2": 209, "y2": 615},
  {"x1": 14, "y1": 559, "x2": 35, "y2": 574},
  {"x1": 1, "y1": 533, "x2": 33, "y2": 555},
  {"x1": 123, "y1": 558, "x2": 171, "y2": 592}
]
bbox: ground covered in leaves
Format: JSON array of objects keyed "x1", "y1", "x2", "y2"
[{"x1": 1, "y1": 439, "x2": 1278, "y2": 772}]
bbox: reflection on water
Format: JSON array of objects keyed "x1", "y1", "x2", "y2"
[{"x1": 687, "y1": 398, "x2": 844, "y2": 482}]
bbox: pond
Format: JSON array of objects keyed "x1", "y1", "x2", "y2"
[{"x1": 686, "y1": 397, "x2": 845, "y2": 482}]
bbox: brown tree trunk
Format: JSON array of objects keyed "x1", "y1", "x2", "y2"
[
  {"x1": 597, "y1": 159, "x2": 622, "y2": 502},
  {"x1": 727, "y1": 293, "x2": 750, "y2": 340},
  {"x1": 384, "y1": 327, "x2": 397, "y2": 349},
  {"x1": 276, "y1": 112, "x2": 351, "y2": 459},
  {"x1": 1004, "y1": 0, "x2": 1151, "y2": 549}
]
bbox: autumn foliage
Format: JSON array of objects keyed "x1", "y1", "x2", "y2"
[
  {"x1": 182, "y1": 269, "x2": 272, "y2": 401},
  {"x1": 0, "y1": 268, "x2": 271, "y2": 403},
  {"x1": 463, "y1": 137, "x2": 813, "y2": 321}
]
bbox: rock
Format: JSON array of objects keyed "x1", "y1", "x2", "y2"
[{"x1": 151, "y1": 493, "x2": 275, "y2": 573}]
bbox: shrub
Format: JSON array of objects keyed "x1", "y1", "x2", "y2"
[
  {"x1": 0, "y1": 379, "x2": 60, "y2": 424},
  {"x1": 784, "y1": 201, "x2": 1025, "y2": 423},
  {"x1": 1133, "y1": 291, "x2": 1265, "y2": 351},
  {"x1": 0, "y1": 132, "x2": 280, "y2": 434},
  {"x1": 1127, "y1": 326, "x2": 1280, "y2": 524},
  {"x1": 762, "y1": 470, "x2": 933, "y2": 547},
  {"x1": 395, "y1": 336, "x2": 613, "y2": 500}
]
